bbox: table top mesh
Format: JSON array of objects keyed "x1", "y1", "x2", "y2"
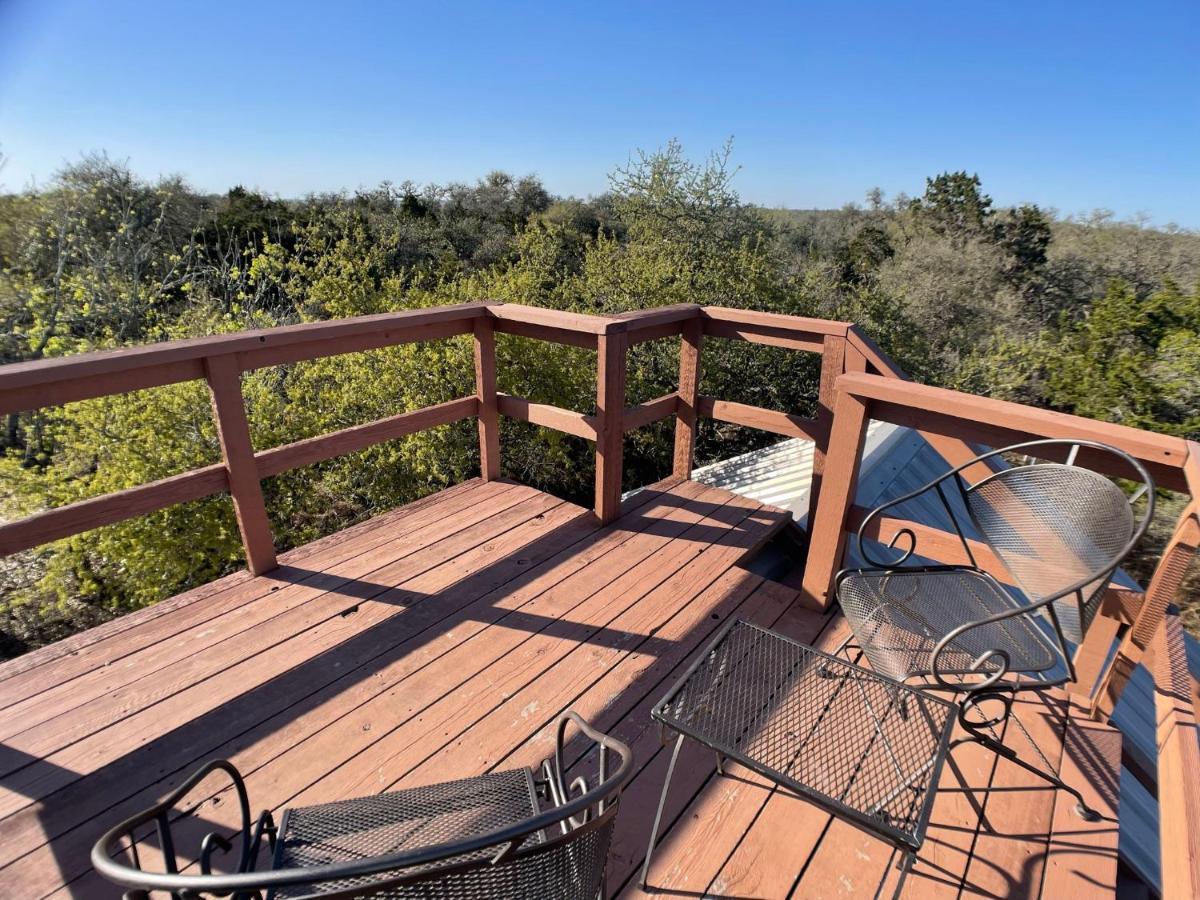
[{"x1": 653, "y1": 619, "x2": 956, "y2": 849}]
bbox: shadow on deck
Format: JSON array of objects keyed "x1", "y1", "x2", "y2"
[{"x1": 0, "y1": 478, "x2": 1120, "y2": 898}]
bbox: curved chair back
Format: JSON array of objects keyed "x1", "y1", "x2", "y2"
[
  {"x1": 854, "y1": 438, "x2": 1154, "y2": 647},
  {"x1": 963, "y1": 444, "x2": 1149, "y2": 643},
  {"x1": 92, "y1": 711, "x2": 633, "y2": 900}
]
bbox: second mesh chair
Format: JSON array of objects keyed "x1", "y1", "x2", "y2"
[{"x1": 836, "y1": 438, "x2": 1153, "y2": 819}]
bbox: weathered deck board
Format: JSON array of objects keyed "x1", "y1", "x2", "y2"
[{"x1": 0, "y1": 479, "x2": 1122, "y2": 899}]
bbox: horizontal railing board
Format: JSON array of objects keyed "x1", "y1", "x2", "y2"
[
  {"x1": 868, "y1": 398, "x2": 1188, "y2": 493},
  {"x1": 488, "y1": 303, "x2": 619, "y2": 335},
  {"x1": 0, "y1": 359, "x2": 209, "y2": 418},
  {"x1": 490, "y1": 317, "x2": 599, "y2": 350},
  {"x1": 623, "y1": 393, "x2": 680, "y2": 432},
  {"x1": 235, "y1": 318, "x2": 475, "y2": 372},
  {"x1": 496, "y1": 393, "x2": 598, "y2": 441},
  {"x1": 702, "y1": 318, "x2": 826, "y2": 353},
  {"x1": 0, "y1": 464, "x2": 230, "y2": 556},
  {"x1": 625, "y1": 319, "x2": 690, "y2": 345},
  {"x1": 0, "y1": 303, "x2": 490, "y2": 414},
  {"x1": 255, "y1": 396, "x2": 480, "y2": 478},
  {"x1": 697, "y1": 396, "x2": 823, "y2": 442},
  {"x1": 617, "y1": 304, "x2": 701, "y2": 343},
  {"x1": 702, "y1": 306, "x2": 852, "y2": 336},
  {"x1": 839, "y1": 372, "x2": 1187, "y2": 469}
]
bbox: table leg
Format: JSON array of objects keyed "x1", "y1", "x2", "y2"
[{"x1": 640, "y1": 733, "x2": 686, "y2": 888}]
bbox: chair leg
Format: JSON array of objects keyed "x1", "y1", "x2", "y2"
[
  {"x1": 955, "y1": 695, "x2": 1102, "y2": 822},
  {"x1": 640, "y1": 734, "x2": 685, "y2": 889}
]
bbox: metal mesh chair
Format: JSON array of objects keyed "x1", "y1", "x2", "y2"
[
  {"x1": 836, "y1": 438, "x2": 1154, "y2": 820},
  {"x1": 91, "y1": 711, "x2": 632, "y2": 900}
]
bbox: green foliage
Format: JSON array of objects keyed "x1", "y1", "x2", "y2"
[{"x1": 2, "y1": 147, "x2": 1198, "y2": 657}]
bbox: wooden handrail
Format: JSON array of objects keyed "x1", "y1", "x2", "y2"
[
  {"x1": 835, "y1": 371, "x2": 1189, "y2": 490},
  {"x1": 0, "y1": 303, "x2": 491, "y2": 416},
  {"x1": 0, "y1": 302, "x2": 866, "y2": 559}
]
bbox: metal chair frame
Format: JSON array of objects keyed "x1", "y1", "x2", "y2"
[
  {"x1": 836, "y1": 438, "x2": 1155, "y2": 822},
  {"x1": 91, "y1": 711, "x2": 633, "y2": 900}
]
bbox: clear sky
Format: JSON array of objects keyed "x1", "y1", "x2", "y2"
[{"x1": 1, "y1": 0, "x2": 1197, "y2": 225}]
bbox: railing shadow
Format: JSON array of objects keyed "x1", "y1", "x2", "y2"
[{"x1": 2, "y1": 481, "x2": 770, "y2": 896}]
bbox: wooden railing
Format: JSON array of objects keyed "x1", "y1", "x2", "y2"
[
  {"x1": 2, "y1": 300, "x2": 1199, "y2": 889},
  {"x1": 0, "y1": 302, "x2": 858, "y2": 569}
]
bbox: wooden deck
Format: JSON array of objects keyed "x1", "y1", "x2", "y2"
[{"x1": 0, "y1": 478, "x2": 1121, "y2": 899}]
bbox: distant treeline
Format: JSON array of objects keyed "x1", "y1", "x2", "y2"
[{"x1": 1, "y1": 141, "x2": 1197, "y2": 656}]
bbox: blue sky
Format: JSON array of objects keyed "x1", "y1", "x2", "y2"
[{"x1": 1, "y1": 0, "x2": 1197, "y2": 225}]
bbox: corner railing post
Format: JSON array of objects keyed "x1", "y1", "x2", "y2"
[
  {"x1": 204, "y1": 354, "x2": 276, "y2": 574},
  {"x1": 809, "y1": 333, "x2": 862, "y2": 521},
  {"x1": 672, "y1": 316, "x2": 703, "y2": 480},
  {"x1": 799, "y1": 384, "x2": 870, "y2": 609},
  {"x1": 473, "y1": 315, "x2": 501, "y2": 480},
  {"x1": 594, "y1": 330, "x2": 628, "y2": 524}
]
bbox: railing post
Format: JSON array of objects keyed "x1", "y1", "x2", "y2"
[
  {"x1": 672, "y1": 316, "x2": 703, "y2": 480},
  {"x1": 1092, "y1": 502, "x2": 1199, "y2": 717},
  {"x1": 594, "y1": 330, "x2": 628, "y2": 524},
  {"x1": 799, "y1": 385, "x2": 870, "y2": 609},
  {"x1": 808, "y1": 334, "x2": 862, "y2": 521},
  {"x1": 204, "y1": 354, "x2": 276, "y2": 575},
  {"x1": 473, "y1": 315, "x2": 501, "y2": 480}
]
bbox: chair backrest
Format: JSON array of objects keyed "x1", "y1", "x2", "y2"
[
  {"x1": 91, "y1": 712, "x2": 633, "y2": 900},
  {"x1": 851, "y1": 438, "x2": 1155, "y2": 649},
  {"x1": 963, "y1": 455, "x2": 1144, "y2": 643}
]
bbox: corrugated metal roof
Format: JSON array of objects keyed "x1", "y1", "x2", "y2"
[{"x1": 690, "y1": 423, "x2": 1189, "y2": 893}]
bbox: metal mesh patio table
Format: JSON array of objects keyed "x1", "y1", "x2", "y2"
[{"x1": 641, "y1": 618, "x2": 957, "y2": 892}]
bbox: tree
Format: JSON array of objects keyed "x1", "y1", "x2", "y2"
[{"x1": 910, "y1": 171, "x2": 993, "y2": 242}]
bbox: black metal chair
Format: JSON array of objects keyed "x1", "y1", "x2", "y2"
[
  {"x1": 91, "y1": 711, "x2": 633, "y2": 900},
  {"x1": 836, "y1": 438, "x2": 1154, "y2": 820}
]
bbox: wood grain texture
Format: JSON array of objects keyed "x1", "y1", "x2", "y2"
[
  {"x1": 594, "y1": 331, "x2": 628, "y2": 523},
  {"x1": 255, "y1": 397, "x2": 479, "y2": 478},
  {"x1": 0, "y1": 464, "x2": 228, "y2": 556},
  {"x1": 701, "y1": 317, "x2": 826, "y2": 352},
  {"x1": 487, "y1": 303, "x2": 619, "y2": 334},
  {"x1": 1094, "y1": 505, "x2": 1199, "y2": 716},
  {"x1": 204, "y1": 354, "x2": 276, "y2": 573},
  {"x1": 838, "y1": 371, "x2": 1189, "y2": 489},
  {"x1": 489, "y1": 316, "x2": 599, "y2": 349},
  {"x1": 701, "y1": 306, "x2": 852, "y2": 336},
  {"x1": 2, "y1": 480, "x2": 1119, "y2": 899},
  {"x1": 496, "y1": 393, "x2": 597, "y2": 440},
  {"x1": 696, "y1": 395, "x2": 823, "y2": 441},
  {"x1": 622, "y1": 392, "x2": 679, "y2": 432},
  {"x1": 0, "y1": 302, "x2": 489, "y2": 415},
  {"x1": 799, "y1": 388, "x2": 870, "y2": 608},
  {"x1": 672, "y1": 316, "x2": 702, "y2": 480},
  {"x1": 473, "y1": 317, "x2": 501, "y2": 479}
]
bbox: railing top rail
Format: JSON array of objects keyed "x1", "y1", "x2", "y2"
[
  {"x1": 0, "y1": 302, "x2": 492, "y2": 388},
  {"x1": 702, "y1": 306, "x2": 853, "y2": 336},
  {"x1": 834, "y1": 370, "x2": 1191, "y2": 483}
]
